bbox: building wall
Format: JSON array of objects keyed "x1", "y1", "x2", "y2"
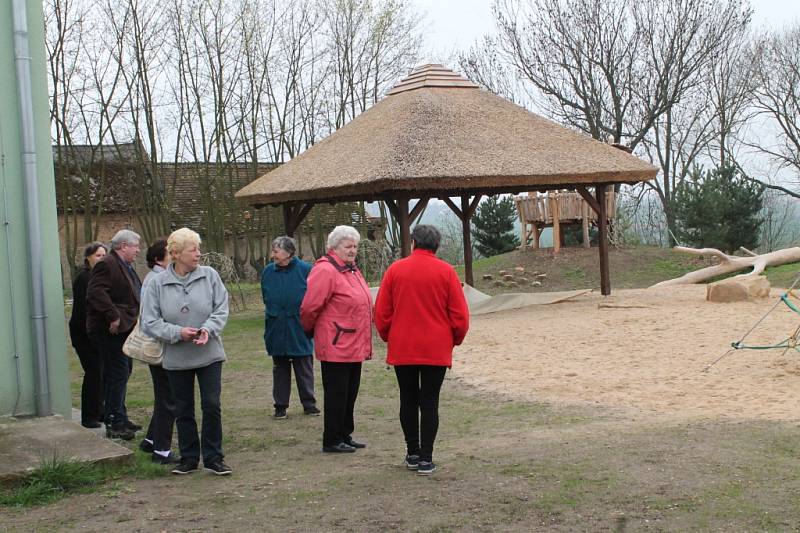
[
  {"x1": 0, "y1": 0, "x2": 72, "y2": 417},
  {"x1": 59, "y1": 213, "x2": 137, "y2": 287}
]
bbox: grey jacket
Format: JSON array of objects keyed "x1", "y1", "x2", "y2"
[{"x1": 141, "y1": 264, "x2": 229, "y2": 370}]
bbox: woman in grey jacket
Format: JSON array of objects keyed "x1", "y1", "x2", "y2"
[{"x1": 141, "y1": 228, "x2": 231, "y2": 476}]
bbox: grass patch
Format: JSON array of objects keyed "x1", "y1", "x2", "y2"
[
  {"x1": 765, "y1": 262, "x2": 800, "y2": 288},
  {"x1": 0, "y1": 453, "x2": 168, "y2": 508},
  {"x1": 0, "y1": 456, "x2": 104, "y2": 507}
]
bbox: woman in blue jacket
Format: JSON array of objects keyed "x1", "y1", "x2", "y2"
[{"x1": 261, "y1": 236, "x2": 319, "y2": 419}]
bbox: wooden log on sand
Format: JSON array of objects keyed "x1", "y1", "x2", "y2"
[{"x1": 650, "y1": 246, "x2": 800, "y2": 288}]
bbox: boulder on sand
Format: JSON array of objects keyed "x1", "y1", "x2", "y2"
[{"x1": 706, "y1": 275, "x2": 770, "y2": 303}]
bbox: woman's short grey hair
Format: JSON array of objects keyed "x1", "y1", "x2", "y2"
[
  {"x1": 271, "y1": 236, "x2": 296, "y2": 256},
  {"x1": 411, "y1": 224, "x2": 441, "y2": 252},
  {"x1": 110, "y1": 229, "x2": 141, "y2": 250},
  {"x1": 327, "y1": 225, "x2": 360, "y2": 249}
]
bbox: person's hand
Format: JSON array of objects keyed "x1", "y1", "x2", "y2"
[
  {"x1": 109, "y1": 318, "x2": 121, "y2": 334},
  {"x1": 193, "y1": 328, "x2": 209, "y2": 346},
  {"x1": 180, "y1": 327, "x2": 199, "y2": 342}
]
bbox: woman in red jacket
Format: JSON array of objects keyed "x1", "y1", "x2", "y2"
[
  {"x1": 301, "y1": 226, "x2": 372, "y2": 453},
  {"x1": 374, "y1": 225, "x2": 469, "y2": 475}
]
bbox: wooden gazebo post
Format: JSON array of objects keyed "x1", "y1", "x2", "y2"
[
  {"x1": 442, "y1": 194, "x2": 482, "y2": 287},
  {"x1": 282, "y1": 202, "x2": 314, "y2": 237},
  {"x1": 576, "y1": 185, "x2": 611, "y2": 296},
  {"x1": 384, "y1": 196, "x2": 430, "y2": 257},
  {"x1": 595, "y1": 184, "x2": 610, "y2": 295}
]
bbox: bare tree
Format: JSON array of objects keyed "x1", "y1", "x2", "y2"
[
  {"x1": 742, "y1": 24, "x2": 800, "y2": 198},
  {"x1": 461, "y1": 0, "x2": 752, "y2": 246},
  {"x1": 484, "y1": 0, "x2": 751, "y2": 149},
  {"x1": 103, "y1": 0, "x2": 171, "y2": 243},
  {"x1": 46, "y1": 0, "x2": 85, "y2": 277}
]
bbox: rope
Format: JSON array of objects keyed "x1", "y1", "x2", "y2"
[{"x1": 702, "y1": 271, "x2": 800, "y2": 372}]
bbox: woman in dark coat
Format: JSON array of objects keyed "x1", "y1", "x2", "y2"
[
  {"x1": 69, "y1": 241, "x2": 108, "y2": 428},
  {"x1": 138, "y1": 238, "x2": 178, "y2": 464},
  {"x1": 261, "y1": 236, "x2": 318, "y2": 419}
]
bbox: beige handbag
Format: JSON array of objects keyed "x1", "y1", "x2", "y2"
[{"x1": 123, "y1": 320, "x2": 164, "y2": 365}]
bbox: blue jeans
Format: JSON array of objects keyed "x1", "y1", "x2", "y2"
[{"x1": 166, "y1": 361, "x2": 224, "y2": 463}]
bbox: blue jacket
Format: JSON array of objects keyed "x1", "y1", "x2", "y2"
[{"x1": 261, "y1": 257, "x2": 314, "y2": 357}]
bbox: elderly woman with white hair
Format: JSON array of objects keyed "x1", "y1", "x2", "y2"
[
  {"x1": 141, "y1": 228, "x2": 231, "y2": 475},
  {"x1": 261, "y1": 236, "x2": 319, "y2": 419},
  {"x1": 301, "y1": 225, "x2": 373, "y2": 453}
]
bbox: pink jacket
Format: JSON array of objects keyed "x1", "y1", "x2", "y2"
[{"x1": 300, "y1": 252, "x2": 373, "y2": 362}]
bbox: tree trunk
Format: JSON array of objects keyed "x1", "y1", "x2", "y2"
[{"x1": 651, "y1": 246, "x2": 800, "y2": 287}]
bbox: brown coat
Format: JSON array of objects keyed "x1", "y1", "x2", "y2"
[{"x1": 86, "y1": 250, "x2": 141, "y2": 334}]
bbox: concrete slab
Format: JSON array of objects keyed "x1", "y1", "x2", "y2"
[{"x1": 0, "y1": 415, "x2": 133, "y2": 483}]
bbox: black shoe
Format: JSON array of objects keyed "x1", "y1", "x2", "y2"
[
  {"x1": 322, "y1": 442, "x2": 356, "y2": 453},
  {"x1": 417, "y1": 461, "x2": 437, "y2": 476},
  {"x1": 404, "y1": 454, "x2": 420, "y2": 470},
  {"x1": 152, "y1": 453, "x2": 180, "y2": 465},
  {"x1": 274, "y1": 408, "x2": 287, "y2": 419},
  {"x1": 139, "y1": 440, "x2": 154, "y2": 454},
  {"x1": 204, "y1": 459, "x2": 233, "y2": 476},
  {"x1": 125, "y1": 420, "x2": 142, "y2": 431},
  {"x1": 171, "y1": 460, "x2": 199, "y2": 475},
  {"x1": 106, "y1": 424, "x2": 135, "y2": 441},
  {"x1": 304, "y1": 406, "x2": 321, "y2": 416},
  {"x1": 81, "y1": 420, "x2": 102, "y2": 429},
  {"x1": 344, "y1": 436, "x2": 366, "y2": 449}
]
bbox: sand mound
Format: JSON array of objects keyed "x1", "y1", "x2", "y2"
[{"x1": 453, "y1": 285, "x2": 800, "y2": 421}]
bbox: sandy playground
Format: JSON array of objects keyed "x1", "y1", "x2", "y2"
[{"x1": 453, "y1": 284, "x2": 800, "y2": 422}]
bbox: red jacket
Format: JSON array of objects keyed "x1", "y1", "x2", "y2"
[
  {"x1": 375, "y1": 249, "x2": 469, "y2": 366},
  {"x1": 300, "y1": 252, "x2": 373, "y2": 362}
]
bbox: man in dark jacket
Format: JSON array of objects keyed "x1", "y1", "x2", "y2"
[{"x1": 86, "y1": 229, "x2": 142, "y2": 440}]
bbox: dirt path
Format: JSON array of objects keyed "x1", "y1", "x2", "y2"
[{"x1": 4, "y1": 290, "x2": 800, "y2": 531}]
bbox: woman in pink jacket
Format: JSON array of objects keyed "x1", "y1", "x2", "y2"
[{"x1": 300, "y1": 226, "x2": 372, "y2": 453}]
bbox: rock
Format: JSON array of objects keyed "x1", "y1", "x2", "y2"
[
  {"x1": 498, "y1": 270, "x2": 508, "y2": 276},
  {"x1": 517, "y1": 277, "x2": 528, "y2": 283},
  {"x1": 535, "y1": 273, "x2": 547, "y2": 279},
  {"x1": 482, "y1": 274, "x2": 493, "y2": 280},
  {"x1": 507, "y1": 281, "x2": 518, "y2": 287},
  {"x1": 706, "y1": 275, "x2": 770, "y2": 303},
  {"x1": 531, "y1": 281, "x2": 542, "y2": 287},
  {"x1": 514, "y1": 266, "x2": 525, "y2": 272},
  {"x1": 503, "y1": 274, "x2": 514, "y2": 281},
  {"x1": 493, "y1": 280, "x2": 506, "y2": 287}
]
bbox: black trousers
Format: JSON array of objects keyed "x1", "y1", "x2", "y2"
[
  {"x1": 145, "y1": 364, "x2": 175, "y2": 453},
  {"x1": 394, "y1": 365, "x2": 447, "y2": 462},
  {"x1": 73, "y1": 339, "x2": 104, "y2": 425},
  {"x1": 272, "y1": 356, "x2": 316, "y2": 410},
  {"x1": 166, "y1": 361, "x2": 224, "y2": 463},
  {"x1": 320, "y1": 361, "x2": 361, "y2": 447},
  {"x1": 91, "y1": 329, "x2": 133, "y2": 427}
]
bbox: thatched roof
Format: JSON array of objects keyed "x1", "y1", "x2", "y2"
[{"x1": 235, "y1": 65, "x2": 658, "y2": 206}]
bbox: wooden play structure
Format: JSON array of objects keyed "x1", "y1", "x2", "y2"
[{"x1": 515, "y1": 190, "x2": 617, "y2": 252}]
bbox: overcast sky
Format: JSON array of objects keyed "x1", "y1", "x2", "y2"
[{"x1": 411, "y1": 0, "x2": 800, "y2": 63}]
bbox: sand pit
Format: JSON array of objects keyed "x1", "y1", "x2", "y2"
[{"x1": 453, "y1": 285, "x2": 800, "y2": 422}]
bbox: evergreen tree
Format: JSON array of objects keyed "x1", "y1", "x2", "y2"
[
  {"x1": 673, "y1": 165, "x2": 764, "y2": 253},
  {"x1": 471, "y1": 195, "x2": 520, "y2": 257}
]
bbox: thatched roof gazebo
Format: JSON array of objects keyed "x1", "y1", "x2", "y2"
[{"x1": 236, "y1": 64, "x2": 658, "y2": 294}]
